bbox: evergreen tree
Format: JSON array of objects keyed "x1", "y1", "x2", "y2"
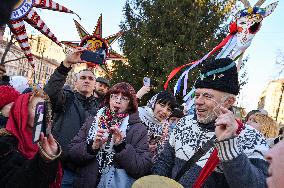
[{"x1": 111, "y1": 0, "x2": 235, "y2": 102}]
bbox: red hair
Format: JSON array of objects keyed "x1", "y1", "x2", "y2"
[{"x1": 104, "y1": 82, "x2": 138, "y2": 114}]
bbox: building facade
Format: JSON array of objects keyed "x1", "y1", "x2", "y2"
[
  {"x1": 0, "y1": 39, "x2": 59, "y2": 86},
  {"x1": 258, "y1": 79, "x2": 284, "y2": 124},
  {"x1": 29, "y1": 34, "x2": 66, "y2": 63},
  {"x1": 1, "y1": 34, "x2": 112, "y2": 89}
]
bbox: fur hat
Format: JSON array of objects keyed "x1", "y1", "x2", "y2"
[
  {"x1": 195, "y1": 58, "x2": 239, "y2": 95},
  {"x1": 0, "y1": 85, "x2": 20, "y2": 109}
]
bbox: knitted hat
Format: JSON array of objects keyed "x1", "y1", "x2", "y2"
[
  {"x1": 0, "y1": 85, "x2": 20, "y2": 109},
  {"x1": 195, "y1": 58, "x2": 239, "y2": 95}
]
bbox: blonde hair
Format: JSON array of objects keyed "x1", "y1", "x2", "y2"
[{"x1": 254, "y1": 114, "x2": 278, "y2": 138}]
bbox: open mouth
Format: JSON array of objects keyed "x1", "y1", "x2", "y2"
[
  {"x1": 196, "y1": 109, "x2": 207, "y2": 114},
  {"x1": 113, "y1": 106, "x2": 120, "y2": 112},
  {"x1": 159, "y1": 114, "x2": 166, "y2": 120}
]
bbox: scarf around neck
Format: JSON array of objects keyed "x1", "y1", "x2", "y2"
[
  {"x1": 5, "y1": 93, "x2": 38, "y2": 159},
  {"x1": 87, "y1": 107, "x2": 129, "y2": 173},
  {"x1": 138, "y1": 106, "x2": 165, "y2": 137}
]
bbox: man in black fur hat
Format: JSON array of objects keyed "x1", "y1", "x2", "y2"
[{"x1": 153, "y1": 58, "x2": 269, "y2": 188}]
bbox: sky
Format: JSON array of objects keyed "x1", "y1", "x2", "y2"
[{"x1": 25, "y1": 0, "x2": 284, "y2": 111}]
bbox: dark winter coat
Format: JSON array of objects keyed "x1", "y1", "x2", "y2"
[
  {"x1": 44, "y1": 63, "x2": 100, "y2": 169},
  {"x1": 68, "y1": 111, "x2": 152, "y2": 188},
  {"x1": 0, "y1": 134, "x2": 59, "y2": 188}
]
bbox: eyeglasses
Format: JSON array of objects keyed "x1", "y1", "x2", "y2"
[{"x1": 110, "y1": 94, "x2": 130, "y2": 103}]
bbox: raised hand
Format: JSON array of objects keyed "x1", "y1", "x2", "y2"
[
  {"x1": 63, "y1": 48, "x2": 87, "y2": 68},
  {"x1": 110, "y1": 126, "x2": 124, "y2": 146},
  {"x1": 136, "y1": 86, "x2": 151, "y2": 99},
  {"x1": 92, "y1": 129, "x2": 108, "y2": 150},
  {"x1": 215, "y1": 106, "x2": 238, "y2": 141},
  {"x1": 149, "y1": 143, "x2": 157, "y2": 154},
  {"x1": 39, "y1": 133, "x2": 59, "y2": 159}
]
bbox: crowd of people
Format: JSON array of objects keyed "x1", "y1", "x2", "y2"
[{"x1": 1, "y1": 1, "x2": 284, "y2": 188}]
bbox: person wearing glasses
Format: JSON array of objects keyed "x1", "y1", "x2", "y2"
[{"x1": 68, "y1": 82, "x2": 152, "y2": 188}]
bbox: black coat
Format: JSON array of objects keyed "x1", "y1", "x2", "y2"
[
  {"x1": 44, "y1": 63, "x2": 100, "y2": 169},
  {"x1": 0, "y1": 134, "x2": 59, "y2": 188},
  {"x1": 68, "y1": 111, "x2": 153, "y2": 188}
]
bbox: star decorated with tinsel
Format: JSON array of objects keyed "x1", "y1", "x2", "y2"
[{"x1": 62, "y1": 14, "x2": 126, "y2": 73}]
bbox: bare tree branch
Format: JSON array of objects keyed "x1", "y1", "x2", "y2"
[
  {"x1": 3, "y1": 56, "x2": 26, "y2": 64},
  {"x1": 1, "y1": 35, "x2": 15, "y2": 64}
]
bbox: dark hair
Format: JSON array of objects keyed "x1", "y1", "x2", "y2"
[
  {"x1": 104, "y1": 82, "x2": 138, "y2": 114},
  {"x1": 0, "y1": 0, "x2": 19, "y2": 26},
  {"x1": 155, "y1": 91, "x2": 177, "y2": 112},
  {"x1": 245, "y1": 110, "x2": 260, "y2": 122},
  {"x1": 170, "y1": 108, "x2": 184, "y2": 119}
]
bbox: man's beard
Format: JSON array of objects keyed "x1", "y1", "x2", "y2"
[
  {"x1": 197, "y1": 111, "x2": 217, "y2": 124},
  {"x1": 94, "y1": 89, "x2": 105, "y2": 97}
]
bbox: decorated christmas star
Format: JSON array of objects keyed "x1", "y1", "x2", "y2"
[
  {"x1": 7, "y1": 0, "x2": 78, "y2": 67},
  {"x1": 62, "y1": 14, "x2": 126, "y2": 71}
]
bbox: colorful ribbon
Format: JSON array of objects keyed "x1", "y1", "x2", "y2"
[{"x1": 165, "y1": 33, "x2": 234, "y2": 91}]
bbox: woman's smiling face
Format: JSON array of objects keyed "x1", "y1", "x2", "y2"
[{"x1": 153, "y1": 102, "x2": 172, "y2": 122}]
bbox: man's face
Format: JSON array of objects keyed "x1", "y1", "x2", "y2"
[
  {"x1": 94, "y1": 82, "x2": 109, "y2": 97},
  {"x1": 75, "y1": 71, "x2": 95, "y2": 97},
  {"x1": 194, "y1": 88, "x2": 230, "y2": 124},
  {"x1": 265, "y1": 140, "x2": 284, "y2": 188}
]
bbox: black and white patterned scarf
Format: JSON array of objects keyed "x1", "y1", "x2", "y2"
[
  {"x1": 87, "y1": 107, "x2": 129, "y2": 173},
  {"x1": 138, "y1": 94, "x2": 169, "y2": 157}
]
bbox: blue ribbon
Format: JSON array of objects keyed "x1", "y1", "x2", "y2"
[{"x1": 199, "y1": 62, "x2": 236, "y2": 80}]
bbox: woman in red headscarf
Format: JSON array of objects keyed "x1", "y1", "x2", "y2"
[{"x1": 0, "y1": 89, "x2": 62, "y2": 188}]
